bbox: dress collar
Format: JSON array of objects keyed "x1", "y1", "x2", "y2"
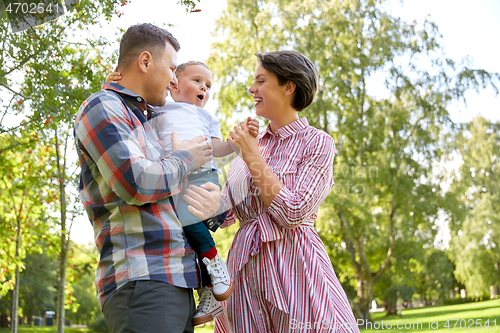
[{"x1": 259, "y1": 117, "x2": 309, "y2": 140}]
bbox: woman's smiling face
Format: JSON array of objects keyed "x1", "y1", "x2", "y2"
[{"x1": 248, "y1": 64, "x2": 288, "y2": 120}]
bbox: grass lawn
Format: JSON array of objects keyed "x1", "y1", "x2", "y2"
[
  {"x1": 0, "y1": 328, "x2": 89, "y2": 333},
  {"x1": 362, "y1": 299, "x2": 500, "y2": 333},
  {"x1": 3, "y1": 299, "x2": 499, "y2": 332},
  {"x1": 195, "y1": 299, "x2": 500, "y2": 332}
]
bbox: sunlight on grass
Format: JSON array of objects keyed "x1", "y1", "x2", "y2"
[
  {"x1": 1, "y1": 300, "x2": 498, "y2": 333},
  {"x1": 362, "y1": 299, "x2": 500, "y2": 333},
  {"x1": 195, "y1": 323, "x2": 215, "y2": 333}
]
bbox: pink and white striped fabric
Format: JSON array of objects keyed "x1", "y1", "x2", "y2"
[{"x1": 215, "y1": 118, "x2": 359, "y2": 333}]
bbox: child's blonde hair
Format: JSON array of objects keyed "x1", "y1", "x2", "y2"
[{"x1": 175, "y1": 61, "x2": 210, "y2": 79}]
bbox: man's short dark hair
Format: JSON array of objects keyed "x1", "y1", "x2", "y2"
[
  {"x1": 255, "y1": 50, "x2": 318, "y2": 111},
  {"x1": 175, "y1": 61, "x2": 210, "y2": 79},
  {"x1": 118, "y1": 23, "x2": 180, "y2": 70}
]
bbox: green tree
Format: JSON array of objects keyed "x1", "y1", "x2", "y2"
[
  {"x1": 1, "y1": 2, "x2": 123, "y2": 332},
  {"x1": 22, "y1": 44, "x2": 117, "y2": 333},
  {"x1": 417, "y1": 250, "x2": 456, "y2": 304},
  {"x1": 0, "y1": 132, "x2": 56, "y2": 331},
  {"x1": 2, "y1": 2, "x2": 210, "y2": 331},
  {"x1": 371, "y1": 237, "x2": 421, "y2": 316},
  {"x1": 64, "y1": 244, "x2": 101, "y2": 326},
  {"x1": 19, "y1": 248, "x2": 58, "y2": 325},
  {"x1": 207, "y1": 0, "x2": 499, "y2": 323},
  {"x1": 446, "y1": 116, "x2": 500, "y2": 298}
]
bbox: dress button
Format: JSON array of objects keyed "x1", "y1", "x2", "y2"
[
  {"x1": 143, "y1": 110, "x2": 148, "y2": 116},
  {"x1": 137, "y1": 97, "x2": 142, "y2": 102}
]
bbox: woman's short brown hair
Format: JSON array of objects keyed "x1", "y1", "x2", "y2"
[
  {"x1": 255, "y1": 50, "x2": 318, "y2": 111},
  {"x1": 118, "y1": 23, "x2": 180, "y2": 70}
]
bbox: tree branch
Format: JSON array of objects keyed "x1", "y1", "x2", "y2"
[
  {"x1": 0, "y1": 82, "x2": 28, "y2": 99},
  {"x1": 338, "y1": 209, "x2": 362, "y2": 274},
  {"x1": 0, "y1": 138, "x2": 39, "y2": 153},
  {"x1": 0, "y1": 95, "x2": 16, "y2": 127},
  {"x1": 374, "y1": 196, "x2": 396, "y2": 281},
  {"x1": 357, "y1": 225, "x2": 373, "y2": 276}
]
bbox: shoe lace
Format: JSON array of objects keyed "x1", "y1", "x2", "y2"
[
  {"x1": 203, "y1": 257, "x2": 225, "y2": 285},
  {"x1": 198, "y1": 288, "x2": 213, "y2": 311}
]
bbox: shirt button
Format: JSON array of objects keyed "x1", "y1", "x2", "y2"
[
  {"x1": 143, "y1": 110, "x2": 148, "y2": 116},
  {"x1": 137, "y1": 97, "x2": 142, "y2": 102},
  {"x1": 258, "y1": 310, "x2": 262, "y2": 314}
]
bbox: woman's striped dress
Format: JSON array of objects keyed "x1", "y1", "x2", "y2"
[{"x1": 214, "y1": 118, "x2": 359, "y2": 333}]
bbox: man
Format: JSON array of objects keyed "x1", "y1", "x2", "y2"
[{"x1": 74, "y1": 23, "x2": 221, "y2": 333}]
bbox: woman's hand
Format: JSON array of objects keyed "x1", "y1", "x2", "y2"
[
  {"x1": 246, "y1": 117, "x2": 260, "y2": 137},
  {"x1": 106, "y1": 66, "x2": 122, "y2": 83},
  {"x1": 228, "y1": 121, "x2": 259, "y2": 161}
]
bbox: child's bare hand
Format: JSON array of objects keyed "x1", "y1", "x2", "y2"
[
  {"x1": 106, "y1": 66, "x2": 122, "y2": 83},
  {"x1": 246, "y1": 117, "x2": 260, "y2": 137}
]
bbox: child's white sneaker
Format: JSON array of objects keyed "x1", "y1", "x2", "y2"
[
  {"x1": 202, "y1": 255, "x2": 234, "y2": 301},
  {"x1": 192, "y1": 287, "x2": 223, "y2": 326}
]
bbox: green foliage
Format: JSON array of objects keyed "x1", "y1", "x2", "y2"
[
  {"x1": 446, "y1": 117, "x2": 500, "y2": 297},
  {"x1": 88, "y1": 315, "x2": 109, "y2": 333},
  {"x1": 417, "y1": 250, "x2": 456, "y2": 303},
  {"x1": 64, "y1": 244, "x2": 101, "y2": 325},
  {"x1": 0, "y1": 133, "x2": 58, "y2": 296},
  {"x1": 177, "y1": 0, "x2": 201, "y2": 12},
  {"x1": 19, "y1": 249, "x2": 58, "y2": 322},
  {"x1": 1, "y1": 2, "x2": 126, "y2": 332},
  {"x1": 0, "y1": 0, "x2": 124, "y2": 132}
]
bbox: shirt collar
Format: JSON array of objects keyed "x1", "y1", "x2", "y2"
[
  {"x1": 101, "y1": 82, "x2": 153, "y2": 113},
  {"x1": 259, "y1": 117, "x2": 309, "y2": 140}
]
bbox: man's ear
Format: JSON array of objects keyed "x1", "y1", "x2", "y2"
[
  {"x1": 169, "y1": 80, "x2": 179, "y2": 93},
  {"x1": 284, "y1": 81, "x2": 296, "y2": 96},
  {"x1": 137, "y1": 51, "x2": 152, "y2": 73}
]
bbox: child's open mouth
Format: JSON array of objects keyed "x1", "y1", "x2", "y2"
[{"x1": 197, "y1": 94, "x2": 204, "y2": 102}]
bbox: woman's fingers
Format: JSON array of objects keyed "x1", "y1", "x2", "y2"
[
  {"x1": 245, "y1": 118, "x2": 260, "y2": 137},
  {"x1": 239, "y1": 121, "x2": 249, "y2": 131}
]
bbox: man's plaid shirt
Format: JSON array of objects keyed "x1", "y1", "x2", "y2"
[{"x1": 74, "y1": 83, "x2": 201, "y2": 307}]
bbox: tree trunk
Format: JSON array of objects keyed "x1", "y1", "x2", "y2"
[
  {"x1": 383, "y1": 287, "x2": 398, "y2": 316},
  {"x1": 338, "y1": 208, "x2": 394, "y2": 327},
  {"x1": 11, "y1": 217, "x2": 21, "y2": 333},
  {"x1": 56, "y1": 208, "x2": 68, "y2": 333},
  {"x1": 355, "y1": 276, "x2": 374, "y2": 327},
  {"x1": 55, "y1": 134, "x2": 68, "y2": 333},
  {"x1": 384, "y1": 300, "x2": 398, "y2": 316},
  {"x1": 0, "y1": 313, "x2": 8, "y2": 328}
]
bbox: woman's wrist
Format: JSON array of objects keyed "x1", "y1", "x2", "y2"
[{"x1": 241, "y1": 147, "x2": 262, "y2": 164}]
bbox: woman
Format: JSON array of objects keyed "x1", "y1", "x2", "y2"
[{"x1": 214, "y1": 51, "x2": 359, "y2": 332}]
